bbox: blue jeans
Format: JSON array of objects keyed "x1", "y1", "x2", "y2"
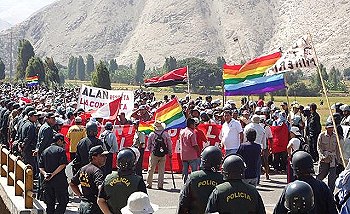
[
  {"x1": 182, "y1": 159, "x2": 199, "y2": 183},
  {"x1": 225, "y1": 148, "x2": 238, "y2": 156}
]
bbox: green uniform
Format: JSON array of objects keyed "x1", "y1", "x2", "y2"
[
  {"x1": 98, "y1": 171, "x2": 147, "y2": 214},
  {"x1": 206, "y1": 180, "x2": 266, "y2": 214},
  {"x1": 178, "y1": 169, "x2": 224, "y2": 214}
]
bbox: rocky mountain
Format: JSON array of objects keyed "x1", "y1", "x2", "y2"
[
  {"x1": 0, "y1": 19, "x2": 12, "y2": 32},
  {"x1": 0, "y1": 0, "x2": 349, "y2": 71}
]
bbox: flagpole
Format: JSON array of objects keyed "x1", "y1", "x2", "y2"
[
  {"x1": 308, "y1": 32, "x2": 345, "y2": 166},
  {"x1": 186, "y1": 66, "x2": 190, "y2": 95},
  {"x1": 284, "y1": 73, "x2": 291, "y2": 122}
]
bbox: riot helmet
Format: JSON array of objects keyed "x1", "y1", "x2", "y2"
[
  {"x1": 200, "y1": 146, "x2": 222, "y2": 171},
  {"x1": 86, "y1": 122, "x2": 98, "y2": 137},
  {"x1": 291, "y1": 151, "x2": 314, "y2": 176},
  {"x1": 117, "y1": 148, "x2": 136, "y2": 172},
  {"x1": 222, "y1": 154, "x2": 246, "y2": 180},
  {"x1": 284, "y1": 180, "x2": 314, "y2": 213}
]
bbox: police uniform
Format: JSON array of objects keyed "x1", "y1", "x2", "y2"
[
  {"x1": 37, "y1": 122, "x2": 55, "y2": 155},
  {"x1": 39, "y1": 142, "x2": 69, "y2": 214},
  {"x1": 98, "y1": 171, "x2": 147, "y2": 214},
  {"x1": 73, "y1": 136, "x2": 104, "y2": 174},
  {"x1": 273, "y1": 175, "x2": 338, "y2": 214},
  {"x1": 71, "y1": 162, "x2": 105, "y2": 214},
  {"x1": 178, "y1": 169, "x2": 224, "y2": 214},
  {"x1": 206, "y1": 180, "x2": 266, "y2": 214},
  {"x1": 18, "y1": 118, "x2": 37, "y2": 175}
]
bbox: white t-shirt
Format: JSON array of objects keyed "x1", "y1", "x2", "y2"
[
  {"x1": 220, "y1": 119, "x2": 243, "y2": 150},
  {"x1": 265, "y1": 126, "x2": 273, "y2": 139},
  {"x1": 244, "y1": 123, "x2": 266, "y2": 149},
  {"x1": 288, "y1": 138, "x2": 301, "y2": 152}
]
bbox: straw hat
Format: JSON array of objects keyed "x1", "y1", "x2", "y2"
[
  {"x1": 152, "y1": 121, "x2": 166, "y2": 131},
  {"x1": 121, "y1": 192, "x2": 159, "y2": 214}
]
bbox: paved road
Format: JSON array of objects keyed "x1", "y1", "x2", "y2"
[{"x1": 65, "y1": 172, "x2": 287, "y2": 214}]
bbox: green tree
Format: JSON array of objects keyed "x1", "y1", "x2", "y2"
[
  {"x1": 344, "y1": 67, "x2": 350, "y2": 80},
  {"x1": 135, "y1": 54, "x2": 145, "y2": 85},
  {"x1": 177, "y1": 57, "x2": 221, "y2": 93},
  {"x1": 68, "y1": 56, "x2": 77, "y2": 79},
  {"x1": 163, "y1": 56, "x2": 177, "y2": 71},
  {"x1": 91, "y1": 61, "x2": 111, "y2": 89},
  {"x1": 109, "y1": 59, "x2": 118, "y2": 74},
  {"x1": 44, "y1": 57, "x2": 60, "y2": 86},
  {"x1": 0, "y1": 58, "x2": 5, "y2": 80},
  {"x1": 15, "y1": 39, "x2": 35, "y2": 80},
  {"x1": 26, "y1": 57, "x2": 45, "y2": 83},
  {"x1": 86, "y1": 54, "x2": 95, "y2": 76},
  {"x1": 77, "y1": 55, "x2": 85, "y2": 80},
  {"x1": 216, "y1": 56, "x2": 226, "y2": 69},
  {"x1": 111, "y1": 65, "x2": 135, "y2": 84}
]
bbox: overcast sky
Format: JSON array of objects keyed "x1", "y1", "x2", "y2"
[{"x1": 0, "y1": 0, "x2": 57, "y2": 25}]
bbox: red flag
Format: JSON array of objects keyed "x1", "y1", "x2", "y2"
[
  {"x1": 91, "y1": 96, "x2": 122, "y2": 120},
  {"x1": 144, "y1": 67, "x2": 187, "y2": 87}
]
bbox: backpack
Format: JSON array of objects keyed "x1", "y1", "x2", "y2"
[
  {"x1": 297, "y1": 136, "x2": 309, "y2": 152},
  {"x1": 153, "y1": 131, "x2": 168, "y2": 157},
  {"x1": 100, "y1": 131, "x2": 112, "y2": 152}
]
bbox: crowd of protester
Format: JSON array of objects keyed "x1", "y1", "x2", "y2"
[{"x1": 0, "y1": 82, "x2": 350, "y2": 213}]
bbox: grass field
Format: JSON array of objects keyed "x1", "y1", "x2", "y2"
[{"x1": 67, "y1": 80, "x2": 350, "y2": 126}]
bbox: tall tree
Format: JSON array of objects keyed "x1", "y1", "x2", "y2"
[
  {"x1": 216, "y1": 56, "x2": 226, "y2": 69},
  {"x1": 86, "y1": 54, "x2": 95, "y2": 76},
  {"x1": 26, "y1": 57, "x2": 45, "y2": 83},
  {"x1": 91, "y1": 61, "x2": 111, "y2": 89},
  {"x1": 15, "y1": 39, "x2": 35, "y2": 80},
  {"x1": 68, "y1": 56, "x2": 77, "y2": 79},
  {"x1": 77, "y1": 55, "x2": 85, "y2": 80},
  {"x1": 163, "y1": 56, "x2": 177, "y2": 71},
  {"x1": 44, "y1": 57, "x2": 60, "y2": 86},
  {"x1": 109, "y1": 59, "x2": 118, "y2": 74},
  {"x1": 135, "y1": 54, "x2": 145, "y2": 85},
  {"x1": 0, "y1": 58, "x2": 5, "y2": 80}
]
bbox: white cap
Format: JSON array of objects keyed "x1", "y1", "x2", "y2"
[
  {"x1": 121, "y1": 192, "x2": 159, "y2": 214},
  {"x1": 290, "y1": 126, "x2": 301, "y2": 136}
]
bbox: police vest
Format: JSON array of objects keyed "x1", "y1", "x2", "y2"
[
  {"x1": 215, "y1": 180, "x2": 260, "y2": 213},
  {"x1": 104, "y1": 171, "x2": 142, "y2": 214},
  {"x1": 189, "y1": 170, "x2": 224, "y2": 214}
]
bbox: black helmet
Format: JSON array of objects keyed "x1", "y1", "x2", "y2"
[
  {"x1": 117, "y1": 148, "x2": 136, "y2": 172},
  {"x1": 86, "y1": 122, "x2": 98, "y2": 137},
  {"x1": 284, "y1": 180, "x2": 314, "y2": 213},
  {"x1": 291, "y1": 151, "x2": 314, "y2": 176},
  {"x1": 222, "y1": 154, "x2": 246, "y2": 180},
  {"x1": 105, "y1": 122, "x2": 113, "y2": 130},
  {"x1": 200, "y1": 146, "x2": 222, "y2": 171}
]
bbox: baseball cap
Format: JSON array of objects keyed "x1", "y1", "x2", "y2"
[
  {"x1": 45, "y1": 112, "x2": 57, "y2": 118},
  {"x1": 89, "y1": 145, "x2": 109, "y2": 157},
  {"x1": 28, "y1": 110, "x2": 40, "y2": 117},
  {"x1": 75, "y1": 116, "x2": 82, "y2": 123},
  {"x1": 53, "y1": 133, "x2": 65, "y2": 142}
]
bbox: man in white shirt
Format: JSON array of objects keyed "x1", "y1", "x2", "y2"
[{"x1": 219, "y1": 109, "x2": 243, "y2": 156}]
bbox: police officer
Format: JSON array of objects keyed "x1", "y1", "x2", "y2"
[
  {"x1": 284, "y1": 180, "x2": 314, "y2": 214},
  {"x1": 36, "y1": 112, "x2": 57, "y2": 156},
  {"x1": 18, "y1": 110, "x2": 39, "y2": 176},
  {"x1": 273, "y1": 150, "x2": 338, "y2": 214},
  {"x1": 73, "y1": 122, "x2": 104, "y2": 174},
  {"x1": 97, "y1": 148, "x2": 147, "y2": 214},
  {"x1": 205, "y1": 154, "x2": 266, "y2": 214},
  {"x1": 177, "y1": 146, "x2": 224, "y2": 214},
  {"x1": 39, "y1": 134, "x2": 69, "y2": 214},
  {"x1": 70, "y1": 145, "x2": 108, "y2": 214}
]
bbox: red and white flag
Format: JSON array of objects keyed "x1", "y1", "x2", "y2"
[{"x1": 91, "y1": 96, "x2": 122, "y2": 120}]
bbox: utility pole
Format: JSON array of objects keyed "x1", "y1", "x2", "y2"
[
  {"x1": 233, "y1": 36, "x2": 246, "y2": 63},
  {"x1": 9, "y1": 31, "x2": 13, "y2": 81}
]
